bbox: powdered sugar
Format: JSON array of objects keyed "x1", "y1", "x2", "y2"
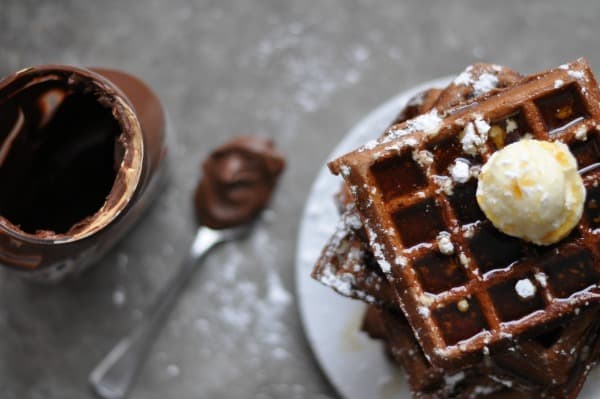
[
  {"x1": 453, "y1": 65, "x2": 500, "y2": 96},
  {"x1": 454, "y1": 70, "x2": 472, "y2": 86},
  {"x1": 433, "y1": 175, "x2": 454, "y2": 195},
  {"x1": 437, "y1": 231, "x2": 455, "y2": 255},
  {"x1": 535, "y1": 272, "x2": 548, "y2": 288},
  {"x1": 461, "y1": 116, "x2": 490, "y2": 156},
  {"x1": 408, "y1": 110, "x2": 443, "y2": 136},
  {"x1": 380, "y1": 110, "x2": 442, "y2": 146},
  {"x1": 444, "y1": 371, "x2": 466, "y2": 390},
  {"x1": 450, "y1": 159, "x2": 470, "y2": 183},
  {"x1": 575, "y1": 125, "x2": 588, "y2": 141},
  {"x1": 112, "y1": 288, "x2": 127, "y2": 307},
  {"x1": 515, "y1": 278, "x2": 537, "y2": 299},
  {"x1": 568, "y1": 70, "x2": 585, "y2": 80},
  {"x1": 413, "y1": 149, "x2": 434, "y2": 167},
  {"x1": 472, "y1": 73, "x2": 499, "y2": 96},
  {"x1": 506, "y1": 118, "x2": 517, "y2": 133}
]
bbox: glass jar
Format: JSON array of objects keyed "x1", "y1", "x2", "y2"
[{"x1": 0, "y1": 65, "x2": 168, "y2": 282}]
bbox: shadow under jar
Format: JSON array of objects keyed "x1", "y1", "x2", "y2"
[{"x1": 0, "y1": 65, "x2": 168, "y2": 282}]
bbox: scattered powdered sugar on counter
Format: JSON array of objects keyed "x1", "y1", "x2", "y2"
[
  {"x1": 242, "y1": 22, "x2": 372, "y2": 114},
  {"x1": 205, "y1": 228, "x2": 295, "y2": 335},
  {"x1": 112, "y1": 288, "x2": 127, "y2": 307},
  {"x1": 140, "y1": 205, "x2": 311, "y2": 397},
  {"x1": 165, "y1": 364, "x2": 180, "y2": 378},
  {"x1": 267, "y1": 269, "x2": 293, "y2": 306}
]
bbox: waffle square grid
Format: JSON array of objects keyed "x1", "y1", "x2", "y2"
[{"x1": 329, "y1": 59, "x2": 600, "y2": 368}]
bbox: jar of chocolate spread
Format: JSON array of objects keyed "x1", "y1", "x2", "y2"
[{"x1": 0, "y1": 65, "x2": 168, "y2": 282}]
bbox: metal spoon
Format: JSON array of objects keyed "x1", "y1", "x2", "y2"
[{"x1": 89, "y1": 224, "x2": 251, "y2": 399}]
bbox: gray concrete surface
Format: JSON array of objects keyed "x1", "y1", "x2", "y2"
[{"x1": 1, "y1": 0, "x2": 600, "y2": 398}]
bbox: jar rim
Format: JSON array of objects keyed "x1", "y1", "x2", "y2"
[{"x1": 0, "y1": 65, "x2": 144, "y2": 245}]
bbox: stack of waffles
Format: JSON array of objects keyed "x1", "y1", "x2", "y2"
[{"x1": 312, "y1": 59, "x2": 600, "y2": 399}]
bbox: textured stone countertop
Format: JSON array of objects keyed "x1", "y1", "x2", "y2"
[{"x1": 2, "y1": 1, "x2": 600, "y2": 398}]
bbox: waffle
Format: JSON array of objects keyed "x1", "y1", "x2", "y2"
[
  {"x1": 492, "y1": 305, "x2": 600, "y2": 387},
  {"x1": 314, "y1": 64, "x2": 523, "y2": 307},
  {"x1": 311, "y1": 208, "x2": 396, "y2": 306},
  {"x1": 363, "y1": 304, "x2": 600, "y2": 399},
  {"x1": 324, "y1": 218, "x2": 600, "y2": 389},
  {"x1": 362, "y1": 306, "x2": 528, "y2": 399},
  {"x1": 392, "y1": 63, "x2": 522, "y2": 126},
  {"x1": 328, "y1": 58, "x2": 600, "y2": 368}
]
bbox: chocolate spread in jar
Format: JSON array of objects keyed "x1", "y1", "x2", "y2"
[
  {"x1": 0, "y1": 65, "x2": 167, "y2": 281},
  {"x1": 194, "y1": 136, "x2": 285, "y2": 229},
  {"x1": 0, "y1": 66, "x2": 144, "y2": 240}
]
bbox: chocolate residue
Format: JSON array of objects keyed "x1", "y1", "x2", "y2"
[
  {"x1": 0, "y1": 66, "x2": 144, "y2": 241},
  {"x1": 194, "y1": 136, "x2": 285, "y2": 229}
]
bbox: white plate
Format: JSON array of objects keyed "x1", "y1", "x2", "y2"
[{"x1": 295, "y1": 77, "x2": 600, "y2": 399}]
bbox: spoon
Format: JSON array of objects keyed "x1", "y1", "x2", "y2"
[{"x1": 89, "y1": 224, "x2": 251, "y2": 399}]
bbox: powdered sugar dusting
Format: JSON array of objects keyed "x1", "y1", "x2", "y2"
[
  {"x1": 568, "y1": 70, "x2": 585, "y2": 80},
  {"x1": 515, "y1": 278, "x2": 536, "y2": 299},
  {"x1": 575, "y1": 124, "x2": 588, "y2": 141},
  {"x1": 165, "y1": 364, "x2": 181, "y2": 378},
  {"x1": 444, "y1": 371, "x2": 466, "y2": 391},
  {"x1": 535, "y1": 272, "x2": 548, "y2": 288},
  {"x1": 437, "y1": 231, "x2": 455, "y2": 255},
  {"x1": 453, "y1": 65, "x2": 500, "y2": 96},
  {"x1": 112, "y1": 288, "x2": 127, "y2": 307},
  {"x1": 239, "y1": 20, "x2": 374, "y2": 140},
  {"x1": 472, "y1": 73, "x2": 499, "y2": 96},
  {"x1": 377, "y1": 110, "x2": 442, "y2": 147},
  {"x1": 409, "y1": 110, "x2": 442, "y2": 136},
  {"x1": 506, "y1": 118, "x2": 517, "y2": 134},
  {"x1": 461, "y1": 116, "x2": 490, "y2": 156},
  {"x1": 413, "y1": 149, "x2": 434, "y2": 167},
  {"x1": 167, "y1": 219, "x2": 298, "y2": 394},
  {"x1": 450, "y1": 159, "x2": 470, "y2": 183},
  {"x1": 454, "y1": 69, "x2": 473, "y2": 86}
]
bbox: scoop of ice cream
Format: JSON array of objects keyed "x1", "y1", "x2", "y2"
[{"x1": 476, "y1": 139, "x2": 585, "y2": 245}]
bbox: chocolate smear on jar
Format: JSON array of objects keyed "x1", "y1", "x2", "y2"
[
  {"x1": 0, "y1": 66, "x2": 143, "y2": 240},
  {"x1": 194, "y1": 136, "x2": 285, "y2": 229}
]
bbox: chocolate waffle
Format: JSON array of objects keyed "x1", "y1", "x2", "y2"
[
  {"x1": 362, "y1": 305, "x2": 530, "y2": 399},
  {"x1": 327, "y1": 220, "x2": 600, "y2": 395},
  {"x1": 492, "y1": 305, "x2": 600, "y2": 387},
  {"x1": 363, "y1": 303, "x2": 600, "y2": 399},
  {"x1": 329, "y1": 58, "x2": 600, "y2": 368},
  {"x1": 311, "y1": 207, "x2": 396, "y2": 306},
  {"x1": 392, "y1": 63, "x2": 522, "y2": 126},
  {"x1": 314, "y1": 63, "x2": 523, "y2": 307}
]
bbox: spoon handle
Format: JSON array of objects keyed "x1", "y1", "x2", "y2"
[{"x1": 89, "y1": 227, "x2": 224, "y2": 399}]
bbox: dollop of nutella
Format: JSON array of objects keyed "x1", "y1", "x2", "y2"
[{"x1": 194, "y1": 136, "x2": 285, "y2": 229}]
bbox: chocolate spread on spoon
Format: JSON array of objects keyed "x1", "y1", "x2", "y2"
[{"x1": 194, "y1": 136, "x2": 285, "y2": 229}]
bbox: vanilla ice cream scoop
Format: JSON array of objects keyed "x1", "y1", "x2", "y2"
[{"x1": 476, "y1": 139, "x2": 585, "y2": 245}]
